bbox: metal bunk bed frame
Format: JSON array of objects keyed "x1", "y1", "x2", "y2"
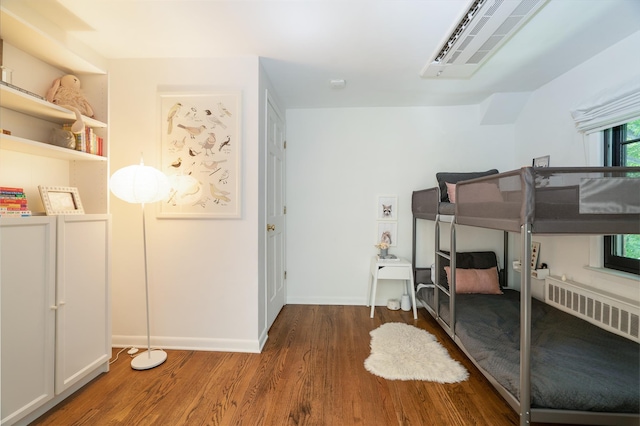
[{"x1": 412, "y1": 167, "x2": 640, "y2": 426}]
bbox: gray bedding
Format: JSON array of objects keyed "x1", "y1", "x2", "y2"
[{"x1": 417, "y1": 287, "x2": 640, "y2": 413}]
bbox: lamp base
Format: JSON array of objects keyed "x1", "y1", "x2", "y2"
[{"x1": 131, "y1": 349, "x2": 167, "y2": 370}]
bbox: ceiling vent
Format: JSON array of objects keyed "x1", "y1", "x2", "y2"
[{"x1": 421, "y1": 0, "x2": 548, "y2": 79}]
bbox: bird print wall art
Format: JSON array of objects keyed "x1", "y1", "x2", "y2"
[
  {"x1": 166, "y1": 102, "x2": 181, "y2": 134},
  {"x1": 159, "y1": 91, "x2": 241, "y2": 218}
]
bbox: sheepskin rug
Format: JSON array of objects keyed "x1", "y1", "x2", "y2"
[{"x1": 364, "y1": 322, "x2": 469, "y2": 383}]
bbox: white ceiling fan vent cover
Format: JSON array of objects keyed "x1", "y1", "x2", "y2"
[{"x1": 422, "y1": 0, "x2": 548, "y2": 79}]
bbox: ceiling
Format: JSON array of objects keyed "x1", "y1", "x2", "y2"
[{"x1": 11, "y1": 0, "x2": 640, "y2": 108}]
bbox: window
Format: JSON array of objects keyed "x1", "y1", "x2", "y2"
[{"x1": 603, "y1": 118, "x2": 640, "y2": 275}]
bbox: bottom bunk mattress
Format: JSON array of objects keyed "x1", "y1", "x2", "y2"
[{"x1": 416, "y1": 287, "x2": 639, "y2": 413}]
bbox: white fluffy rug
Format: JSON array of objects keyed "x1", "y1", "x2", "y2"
[{"x1": 364, "y1": 322, "x2": 469, "y2": 383}]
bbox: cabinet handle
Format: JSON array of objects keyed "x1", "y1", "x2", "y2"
[
  {"x1": 267, "y1": 224, "x2": 275, "y2": 231},
  {"x1": 50, "y1": 301, "x2": 66, "y2": 310}
]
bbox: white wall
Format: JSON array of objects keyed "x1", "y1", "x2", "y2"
[
  {"x1": 286, "y1": 106, "x2": 516, "y2": 305},
  {"x1": 109, "y1": 57, "x2": 264, "y2": 352}
]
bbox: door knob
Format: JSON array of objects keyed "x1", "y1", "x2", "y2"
[{"x1": 267, "y1": 224, "x2": 275, "y2": 231}]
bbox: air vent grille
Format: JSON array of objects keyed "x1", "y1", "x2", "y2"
[
  {"x1": 485, "y1": 0, "x2": 503, "y2": 16},
  {"x1": 477, "y1": 35, "x2": 503, "y2": 52},
  {"x1": 495, "y1": 16, "x2": 522, "y2": 35},
  {"x1": 470, "y1": 16, "x2": 490, "y2": 35},
  {"x1": 467, "y1": 51, "x2": 489, "y2": 64},
  {"x1": 447, "y1": 51, "x2": 462, "y2": 64},
  {"x1": 513, "y1": 0, "x2": 539, "y2": 15},
  {"x1": 421, "y1": 0, "x2": 549, "y2": 79},
  {"x1": 545, "y1": 276, "x2": 639, "y2": 343}
]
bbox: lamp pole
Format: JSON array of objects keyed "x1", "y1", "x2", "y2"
[{"x1": 110, "y1": 160, "x2": 169, "y2": 370}]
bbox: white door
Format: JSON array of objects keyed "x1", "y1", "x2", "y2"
[{"x1": 266, "y1": 94, "x2": 286, "y2": 329}]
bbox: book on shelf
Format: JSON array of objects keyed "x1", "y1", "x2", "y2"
[
  {"x1": 0, "y1": 80, "x2": 46, "y2": 101},
  {"x1": 0, "y1": 186, "x2": 25, "y2": 194},
  {"x1": 0, "y1": 203, "x2": 28, "y2": 209},
  {"x1": 61, "y1": 124, "x2": 103, "y2": 155},
  {"x1": 0, "y1": 208, "x2": 33, "y2": 217},
  {"x1": 0, "y1": 187, "x2": 32, "y2": 217}
]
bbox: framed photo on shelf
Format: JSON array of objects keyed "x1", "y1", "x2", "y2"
[
  {"x1": 157, "y1": 90, "x2": 242, "y2": 219},
  {"x1": 531, "y1": 241, "x2": 541, "y2": 270},
  {"x1": 376, "y1": 221, "x2": 397, "y2": 247},
  {"x1": 532, "y1": 155, "x2": 550, "y2": 168},
  {"x1": 38, "y1": 186, "x2": 84, "y2": 215},
  {"x1": 376, "y1": 195, "x2": 397, "y2": 220}
]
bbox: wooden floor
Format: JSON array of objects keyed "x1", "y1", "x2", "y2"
[{"x1": 32, "y1": 305, "x2": 554, "y2": 425}]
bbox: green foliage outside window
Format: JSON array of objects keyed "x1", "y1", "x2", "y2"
[
  {"x1": 623, "y1": 119, "x2": 640, "y2": 260},
  {"x1": 623, "y1": 235, "x2": 639, "y2": 260},
  {"x1": 624, "y1": 119, "x2": 640, "y2": 167}
]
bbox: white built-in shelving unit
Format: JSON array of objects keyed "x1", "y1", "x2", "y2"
[{"x1": 0, "y1": 3, "x2": 112, "y2": 425}]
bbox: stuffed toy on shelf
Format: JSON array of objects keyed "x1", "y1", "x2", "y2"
[{"x1": 45, "y1": 74, "x2": 95, "y2": 133}]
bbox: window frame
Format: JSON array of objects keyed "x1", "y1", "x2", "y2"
[{"x1": 603, "y1": 122, "x2": 640, "y2": 275}]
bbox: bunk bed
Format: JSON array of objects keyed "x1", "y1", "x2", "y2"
[{"x1": 411, "y1": 167, "x2": 640, "y2": 426}]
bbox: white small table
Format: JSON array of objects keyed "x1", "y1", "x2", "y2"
[{"x1": 367, "y1": 256, "x2": 417, "y2": 319}]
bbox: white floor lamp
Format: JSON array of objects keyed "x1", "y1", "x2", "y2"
[{"x1": 110, "y1": 158, "x2": 170, "y2": 370}]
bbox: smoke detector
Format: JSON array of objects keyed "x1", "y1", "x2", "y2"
[
  {"x1": 330, "y1": 79, "x2": 346, "y2": 89},
  {"x1": 421, "y1": 0, "x2": 549, "y2": 79}
]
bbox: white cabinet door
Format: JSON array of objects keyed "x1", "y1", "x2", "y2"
[
  {"x1": 1, "y1": 217, "x2": 56, "y2": 425},
  {"x1": 55, "y1": 215, "x2": 111, "y2": 394}
]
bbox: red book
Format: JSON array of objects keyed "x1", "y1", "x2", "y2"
[
  {"x1": 0, "y1": 201, "x2": 28, "y2": 206},
  {"x1": 0, "y1": 187, "x2": 24, "y2": 193}
]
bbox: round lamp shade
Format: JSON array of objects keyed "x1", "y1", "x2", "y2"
[{"x1": 110, "y1": 164, "x2": 170, "y2": 204}]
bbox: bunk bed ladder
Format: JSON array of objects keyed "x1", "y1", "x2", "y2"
[{"x1": 434, "y1": 214, "x2": 456, "y2": 337}]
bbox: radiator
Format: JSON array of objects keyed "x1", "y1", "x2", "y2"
[{"x1": 545, "y1": 276, "x2": 639, "y2": 343}]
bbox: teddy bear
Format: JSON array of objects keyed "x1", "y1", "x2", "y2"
[{"x1": 45, "y1": 74, "x2": 95, "y2": 133}]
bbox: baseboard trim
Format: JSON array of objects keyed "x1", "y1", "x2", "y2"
[
  {"x1": 112, "y1": 335, "x2": 262, "y2": 353},
  {"x1": 258, "y1": 326, "x2": 268, "y2": 352},
  {"x1": 286, "y1": 297, "x2": 365, "y2": 305}
]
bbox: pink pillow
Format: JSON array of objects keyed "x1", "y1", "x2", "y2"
[
  {"x1": 445, "y1": 182, "x2": 456, "y2": 203},
  {"x1": 444, "y1": 266, "x2": 502, "y2": 294}
]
